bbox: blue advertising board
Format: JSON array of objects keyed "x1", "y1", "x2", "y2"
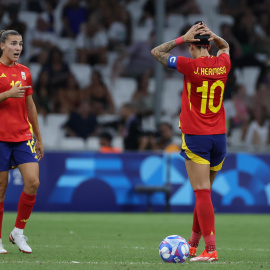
[{"x1": 4, "y1": 152, "x2": 270, "y2": 213}]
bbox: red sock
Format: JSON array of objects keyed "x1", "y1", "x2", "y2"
[
  {"x1": 188, "y1": 205, "x2": 201, "y2": 248},
  {"x1": 15, "y1": 191, "x2": 36, "y2": 229},
  {"x1": 192, "y1": 204, "x2": 201, "y2": 233},
  {"x1": 194, "y1": 189, "x2": 216, "y2": 252},
  {"x1": 0, "y1": 202, "x2": 4, "y2": 238}
]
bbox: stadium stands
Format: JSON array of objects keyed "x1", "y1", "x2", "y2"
[{"x1": 0, "y1": 0, "x2": 265, "y2": 151}]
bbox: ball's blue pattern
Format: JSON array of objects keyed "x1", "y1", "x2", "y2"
[{"x1": 159, "y1": 235, "x2": 190, "y2": 263}]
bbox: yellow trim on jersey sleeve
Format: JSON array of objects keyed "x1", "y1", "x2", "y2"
[
  {"x1": 210, "y1": 158, "x2": 225, "y2": 171},
  {"x1": 181, "y1": 133, "x2": 210, "y2": 165}
]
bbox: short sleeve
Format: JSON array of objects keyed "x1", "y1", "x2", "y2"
[
  {"x1": 218, "y1": 53, "x2": 231, "y2": 71},
  {"x1": 176, "y1": 56, "x2": 192, "y2": 75}
]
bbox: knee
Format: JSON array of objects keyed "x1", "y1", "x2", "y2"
[
  {"x1": 25, "y1": 178, "x2": 40, "y2": 193},
  {"x1": 0, "y1": 182, "x2": 8, "y2": 197}
]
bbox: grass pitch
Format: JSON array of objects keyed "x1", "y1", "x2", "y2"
[{"x1": 0, "y1": 213, "x2": 269, "y2": 269}]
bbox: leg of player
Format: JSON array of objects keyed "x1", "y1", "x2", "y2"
[
  {"x1": 9, "y1": 163, "x2": 39, "y2": 254},
  {"x1": 188, "y1": 170, "x2": 218, "y2": 257},
  {"x1": 184, "y1": 160, "x2": 218, "y2": 262},
  {"x1": 0, "y1": 171, "x2": 8, "y2": 254},
  {"x1": 188, "y1": 205, "x2": 201, "y2": 257}
]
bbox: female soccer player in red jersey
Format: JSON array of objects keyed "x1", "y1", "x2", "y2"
[
  {"x1": 0, "y1": 30, "x2": 44, "y2": 254},
  {"x1": 151, "y1": 22, "x2": 231, "y2": 261}
]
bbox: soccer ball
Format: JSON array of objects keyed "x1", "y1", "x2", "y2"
[{"x1": 159, "y1": 235, "x2": 190, "y2": 263}]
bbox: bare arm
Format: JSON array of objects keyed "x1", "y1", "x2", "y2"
[
  {"x1": 151, "y1": 40, "x2": 178, "y2": 67},
  {"x1": 26, "y1": 95, "x2": 44, "y2": 161},
  {"x1": 202, "y1": 23, "x2": 230, "y2": 56},
  {"x1": 151, "y1": 23, "x2": 204, "y2": 66}
]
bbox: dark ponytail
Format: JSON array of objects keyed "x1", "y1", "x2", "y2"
[{"x1": 0, "y1": 29, "x2": 21, "y2": 57}]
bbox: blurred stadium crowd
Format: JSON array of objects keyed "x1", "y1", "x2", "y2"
[{"x1": 1, "y1": 0, "x2": 270, "y2": 152}]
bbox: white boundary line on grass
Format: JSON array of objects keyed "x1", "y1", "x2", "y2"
[
  {"x1": 0, "y1": 261, "x2": 268, "y2": 265},
  {"x1": 40, "y1": 245, "x2": 270, "y2": 252}
]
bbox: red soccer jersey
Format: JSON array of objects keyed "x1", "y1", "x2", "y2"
[
  {"x1": 0, "y1": 62, "x2": 33, "y2": 142},
  {"x1": 176, "y1": 53, "x2": 231, "y2": 135}
]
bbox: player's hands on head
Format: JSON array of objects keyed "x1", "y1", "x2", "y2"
[
  {"x1": 182, "y1": 23, "x2": 205, "y2": 43},
  {"x1": 8, "y1": 81, "x2": 31, "y2": 98},
  {"x1": 200, "y1": 23, "x2": 215, "y2": 41}
]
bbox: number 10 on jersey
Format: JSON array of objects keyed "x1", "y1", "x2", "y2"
[{"x1": 195, "y1": 80, "x2": 225, "y2": 114}]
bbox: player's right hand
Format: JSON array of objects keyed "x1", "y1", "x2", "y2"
[
  {"x1": 182, "y1": 23, "x2": 205, "y2": 43},
  {"x1": 8, "y1": 81, "x2": 31, "y2": 98}
]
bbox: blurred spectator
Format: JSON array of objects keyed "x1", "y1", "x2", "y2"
[
  {"x1": 36, "y1": 48, "x2": 50, "y2": 66},
  {"x1": 61, "y1": 0, "x2": 88, "y2": 38},
  {"x1": 244, "y1": 106, "x2": 269, "y2": 145},
  {"x1": 112, "y1": 31, "x2": 156, "y2": 80},
  {"x1": 82, "y1": 70, "x2": 115, "y2": 115},
  {"x1": 5, "y1": 5, "x2": 27, "y2": 38},
  {"x1": 139, "y1": 0, "x2": 155, "y2": 28},
  {"x1": 231, "y1": 85, "x2": 249, "y2": 129},
  {"x1": 107, "y1": 6, "x2": 132, "y2": 51},
  {"x1": 132, "y1": 70, "x2": 154, "y2": 115},
  {"x1": 99, "y1": 131, "x2": 121, "y2": 153},
  {"x1": 220, "y1": 0, "x2": 246, "y2": 17},
  {"x1": 232, "y1": 10, "x2": 269, "y2": 61},
  {"x1": 76, "y1": 21, "x2": 108, "y2": 65},
  {"x1": 155, "y1": 122, "x2": 180, "y2": 153},
  {"x1": 166, "y1": 0, "x2": 201, "y2": 15},
  {"x1": 25, "y1": 16, "x2": 56, "y2": 62},
  {"x1": 41, "y1": 47, "x2": 70, "y2": 92},
  {"x1": 63, "y1": 100, "x2": 98, "y2": 139},
  {"x1": 34, "y1": 70, "x2": 52, "y2": 116},
  {"x1": 0, "y1": 5, "x2": 6, "y2": 29},
  {"x1": 56, "y1": 73, "x2": 81, "y2": 114},
  {"x1": 220, "y1": 23, "x2": 242, "y2": 67},
  {"x1": 26, "y1": 0, "x2": 45, "y2": 12},
  {"x1": 251, "y1": 83, "x2": 270, "y2": 117},
  {"x1": 41, "y1": 0, "x2": 58, "y2": 32},
  {"x1": 120, "y1": 103, "x2": 146, "y2": 151}
]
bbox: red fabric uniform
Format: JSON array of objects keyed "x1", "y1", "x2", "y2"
[
  {"x1": 0, "y1": 62, "x2": 33, "y2": 142},
  {"x1": 176, "y1": 53, "x2": 231, "y2": 135}
]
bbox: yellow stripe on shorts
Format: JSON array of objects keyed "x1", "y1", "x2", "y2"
[
  {"x1": 210, "y1": 158, "x2": 225, "y2": 171},
  {"x1": 181, "y1": 133, "x2": 210, "y2": 165}
]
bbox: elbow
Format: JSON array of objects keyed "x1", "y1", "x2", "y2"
[{"x1": 151, "y1": 48, "x2": 156, "y2": 56}]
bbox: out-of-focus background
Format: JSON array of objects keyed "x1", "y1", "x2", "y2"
[
  {"x1": 1, "y1": 0, "x2": 270, "y2": 213},
  {"x1": 1, "y1": 1, "x2": 269, "y2": 267},
  {"x1": 1, "y1": 0, "x2": 270, "y2": 152}
]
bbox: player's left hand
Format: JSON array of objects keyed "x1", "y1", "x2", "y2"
[
  {"x1": 200, "y1": 23, "x2": 216, "y2": 41},
  {"x1": 182, "y1": 23, "x2": 205, "y2": 43},
  {"x1": 35, "y1": 140, "x2": 44, "y2": 161}
]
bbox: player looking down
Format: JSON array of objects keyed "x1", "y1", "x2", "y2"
[
  {"x1": 0, "y1": 30, "x2": 44, "y2": 254},
  {"x1": 151, "y1": 22, "x2": 230, "y2": 261}
]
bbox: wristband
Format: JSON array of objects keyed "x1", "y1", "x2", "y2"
[{"x1": 175, "y1": 36, "x2": 184, "y2": 45}]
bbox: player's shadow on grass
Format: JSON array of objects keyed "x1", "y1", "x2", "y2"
[{"x1": 72, "y1": 179, "x2": 117, "y2": 212}]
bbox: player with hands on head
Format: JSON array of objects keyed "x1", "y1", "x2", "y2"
[
  {"x1": 151, "y1": 22, "x2": 230, "y2": 262},
  {"x1": 0, "y1": 29, "x2": 44, "y2": 254}
]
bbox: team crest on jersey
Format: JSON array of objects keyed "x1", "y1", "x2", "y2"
[{"x1": 21, "y1": 71, "x2": 26, "y2": 80}]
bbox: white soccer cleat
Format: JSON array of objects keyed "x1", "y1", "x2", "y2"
[
  {"x1": 0, "y1": 239, "x2": 7, "y2": 254},
  {"x1": 9, "y1": 232, "x2": 32, "y2": 253}
]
